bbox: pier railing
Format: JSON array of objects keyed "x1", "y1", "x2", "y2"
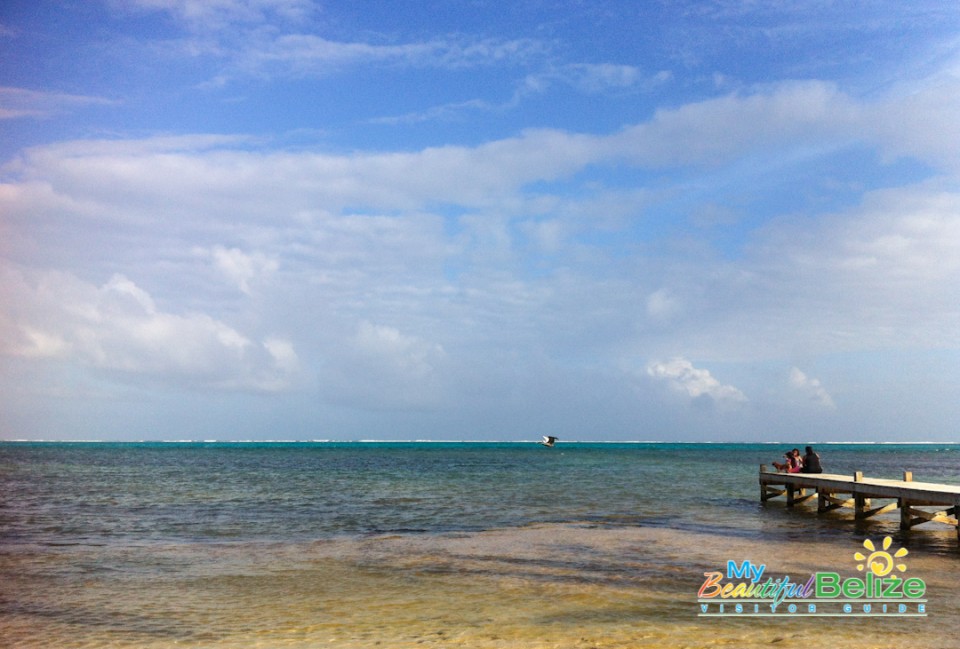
[{"x1": 759, "y1": 466, "x2": 960, "y2": 542}]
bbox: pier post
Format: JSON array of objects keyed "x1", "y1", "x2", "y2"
[
  {"x1": 900, "y1": 471, "x2": 913, "y2": 530},
  {"x1": 817, "y1": 491, "x2": 840, "y2": 513},
  {"x1": 759, "y1": 464, "x2": 767, "y2": 501},
  {"x1": 853, "y1": 471, "x2": 869, "y2": 519},
  {"x1": 900, "y1": 498, "x2": 911, "y2": 529}
]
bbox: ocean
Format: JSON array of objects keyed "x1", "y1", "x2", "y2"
[{"x1": 2, "y1": 441, "x2": 960, "y2": 648}]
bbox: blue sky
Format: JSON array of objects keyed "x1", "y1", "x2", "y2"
[{"x1": 2, "y1": 1, "x2": 960, "y2": 441}]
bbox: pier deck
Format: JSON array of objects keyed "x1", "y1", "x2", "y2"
[{"x1": 759, "y1": 466, "x2": 960, "y2": 542}]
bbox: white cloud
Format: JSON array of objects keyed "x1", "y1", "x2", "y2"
[
  {"x1": 3, "y1": 78, "x2": 960, "y2": 371},
  {"x1": 0, "y1": 86, "x2": 115, "y2": 120},
  {"x1": 9, "y1": 84, "x2": 871, "y2": 219},
  {"x1": 242, "y1": 35, "x2": 440, "y2": 75},
  {"x1": 368, "y1": 98, "x2": 497, "y2": 126},
  {"x1": 872, "y1": 78, "x2": 960, "y2": 172},
  {"x1": 119, "y1": 0, "x2": 314, "y2": 30},
  {"x1": 522, "y1": 64, "x2": 670, "y2": 96},
  {"x1": 244, "y1": 34, "x2": 545, "y2": 76},
  {"x1": 647, "y1": 358, "x2": 747, "y2": 405},
  {"x1": 4, "y1": 72, "x2": 960, "y2": 435},
  {"x1": 614, "y1": 80, "x2": 861, "y2": 167},
  {"x1": 264, "y1": 336, "x2": 298, "y2": 373},
  {"x1": 0, "y1": 131, "x2": 608, "y2": 240},
  {"x1": 353, "y1": 321, "x2": 444, "y2": 379},
  {"x1": 726, "y1": 184, "x2": 960, "y2": 358},
  {"x1": 2, "y1": 77, "x2": 958, "y2": 328},
  {"x1": 323, "y1": 321, "x2": 447, "y2": 410},
  {"x1": 646, "y1": 288, "x2": 680, "y2": 321},
  {"x1": 789, "y1": 367, "x2": 835, "y2": 410},
  {"x1": 0, "y1": 264, "x2": 298, "y2": 392},
  {"x1": 607, "y1": 74, "x2": 960, "y2": 174},
  {"x1": 369, "y1": 61, "x2": 663, "y2": 125},
  {"x1": 206, "y1": 245, "x2": 278, "y2": 294},
  {"x1": 0, "y1": 81, "x2": 903, "y2": 227},
  {"x1": 113, "y1": 0, "x2": 547, "y2": 86}
]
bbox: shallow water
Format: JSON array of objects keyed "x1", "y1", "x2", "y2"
[{"x1": 3, "y1": 442, "x2": 960, "y2": 647}]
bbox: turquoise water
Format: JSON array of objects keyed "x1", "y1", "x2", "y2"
[
  {"x1": 4, "y1": 442, "x2": 959, "y2": 545},
  {"x1": 3, "y1": 442, "x2": 960, "y2": 648}
]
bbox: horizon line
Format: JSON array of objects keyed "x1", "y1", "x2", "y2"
[{"x1": 1, "y1": 439, "x2": 956, "y2": 445}]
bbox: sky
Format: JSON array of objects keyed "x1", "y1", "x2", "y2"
[{"x1": 2, "y1": 1, "x2": 960, "y2": 442}]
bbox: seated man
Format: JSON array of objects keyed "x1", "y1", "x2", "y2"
[{"x1": 800, "y1": 446, "x2": 822, "y2": 473}]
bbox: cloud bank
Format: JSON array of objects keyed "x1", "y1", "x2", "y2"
[{"x1": 3, "y1": 2, "x2": 960, "y2": 440}]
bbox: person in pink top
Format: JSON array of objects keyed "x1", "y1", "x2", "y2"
[
  {"x1": 787, "y1": 448, "x2": 803, "y2": 473},
  {"x1": 773, "y1": 448, "x2": 803, "y2": 473}
]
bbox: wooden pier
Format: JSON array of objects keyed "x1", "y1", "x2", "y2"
[{"x1": 759, "y1": 466, "x2": 960, "y2": 542}]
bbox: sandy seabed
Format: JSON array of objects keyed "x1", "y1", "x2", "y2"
[{"x1": 3, "y1": 523, "x2": 959, "y2": 648}]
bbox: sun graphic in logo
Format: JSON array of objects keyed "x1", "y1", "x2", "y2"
[{"x1": 854, "y1": 536, "x2": 908, "y2": 577}]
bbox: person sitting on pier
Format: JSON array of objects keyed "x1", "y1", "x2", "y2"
[
  {"x1": 789, "y1": 448, "x2": 803, "y2": 472},
  {"x1": 773, "y1": 450, "x2": 802, "y2": 473},
  {"x1": 800, "y1": 446, "x2": 822, "y2": 473}
]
